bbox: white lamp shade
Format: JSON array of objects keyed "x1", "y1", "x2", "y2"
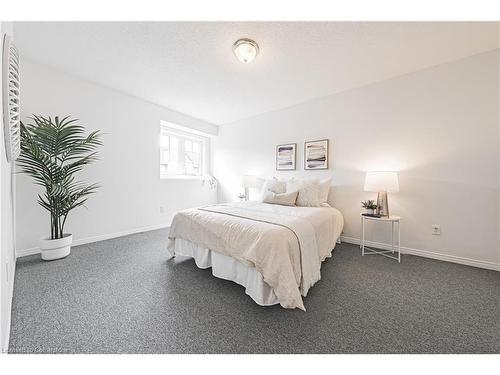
[
  {"x1": 364, "y1": 171, "x2": 399, "y2": 193},
  {"x1": 241, "y1": 175, "x2": 264, "y2": 189}
]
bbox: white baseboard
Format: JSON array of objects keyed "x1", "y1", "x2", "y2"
[
  {"x1": 16, "y1": 223, "x2": 169, "y2": 258},
  {"x1": 16, "y1": 227, "x2": 500, "y2": 272},
  {"x1": 2, "y1": 261, "x2": 15, "y2": 353},
  {"x1": 340, "y1": 235, "x2": 500, "y2": 272}
]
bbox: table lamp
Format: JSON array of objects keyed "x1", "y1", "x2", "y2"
[
  {"x1": 241, "y1": 175, "x2": 264, "y2": 200},
  {"x1": 364, "y1": 171, "x2": 399, "y2": 216}
]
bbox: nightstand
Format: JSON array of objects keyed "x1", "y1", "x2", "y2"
[{"x1": 360, "y1": 214, "x2": 401, "y2": 263}]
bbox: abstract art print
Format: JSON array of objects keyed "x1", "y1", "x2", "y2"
[
  {"x1": 304, "y1": 139, "x2": 328, "y2": 170},
  {"x1": 276, "y1": 143, "x2": 296, "y2": 170}
]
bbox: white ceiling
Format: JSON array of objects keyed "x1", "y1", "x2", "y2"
[{"x1": 13, "y1": 22, "x2": 499, "y2": 125}]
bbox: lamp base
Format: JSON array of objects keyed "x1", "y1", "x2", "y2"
[{"x1": 376, "y1": 191, "x2": 389, "y2": 217}]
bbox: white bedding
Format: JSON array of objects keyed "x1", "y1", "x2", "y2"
[
  {"x1": 173, "y1": 238, "x2": 280, "y2": 306},
  {"x1": 167, "y1": 201, "x2": 344, "y2": 310}
]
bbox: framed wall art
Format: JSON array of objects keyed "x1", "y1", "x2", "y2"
[
  {"x1": 304, "y1": 139, "x2": 328, "y2": 170},
  {"x1": 276, "y1": 143, "x2": 296, "y2": 170}
]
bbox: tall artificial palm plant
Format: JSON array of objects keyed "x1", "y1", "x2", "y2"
[{"x1": 17, "y1": 115, "x2": 102, "y2": 240}]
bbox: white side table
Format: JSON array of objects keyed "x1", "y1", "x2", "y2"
[{"x1": 360, "y1": 214, "x2": 401, "y2": 263}]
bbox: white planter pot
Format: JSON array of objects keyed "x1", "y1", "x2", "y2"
[
  {"x1": 366, "y1": 209, "x2": 375, "y2": 215},
  {"x1": 40, "y1": 233, "x2": 73, "y2": 261}
]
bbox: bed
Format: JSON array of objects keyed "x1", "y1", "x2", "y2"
[{"x1": 167, "y1": 201, "x2": 344, "y2": 310}]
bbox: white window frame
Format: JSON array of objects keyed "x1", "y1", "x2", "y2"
[{"x1": 159, "y1": 123, "x2": 208, "y2": 179}]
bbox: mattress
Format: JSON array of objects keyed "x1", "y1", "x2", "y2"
[{"x1": 168, "y1": 201, "x2": 344, "y2": 310}]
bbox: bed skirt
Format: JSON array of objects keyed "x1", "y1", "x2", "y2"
[{"x1": 172, "y1": 238, "x2": 279, "y2": 306}]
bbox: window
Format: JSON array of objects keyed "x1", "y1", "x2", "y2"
[{"x1": 160, "y1": 124, "x2": 207, "y2": 178}]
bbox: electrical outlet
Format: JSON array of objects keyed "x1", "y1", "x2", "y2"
[
  {"x1": 159, "y1": 206, "x2": 165, "y2": 214},
  {"x1": 432, "y1": 224, "x2": 441, "y2": 235}
]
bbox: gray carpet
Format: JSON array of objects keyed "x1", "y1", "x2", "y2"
[{"x1": 8, "y1": 228, "x2": 500, "y2": 354}]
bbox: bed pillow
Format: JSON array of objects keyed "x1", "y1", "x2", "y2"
[
  {"x1": 261, "y1": 177, "x2": 286, "y2": 195},
  {"x1": 286, "y1": 178, "x2": 321, "y2": 207},
  {"x1": 318, "y1": 178, "x2": 332, "y2": 204},
  {"x1": 262, "y1": 191, "x2": 298, "y2": 206}
]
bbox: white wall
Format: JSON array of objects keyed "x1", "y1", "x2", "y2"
[
  {"x1": 214, "y1": 50, "x2": 500, "y2": 269},
  {"x1": 0, "y1": 22, "x2": 16, "y2": 353},
  {"x1": 17, "y1": 59, "x2": 218, "y2": 253},
  {"x1": 497, "y1": 46, "x2": 500, "y2": 266}
]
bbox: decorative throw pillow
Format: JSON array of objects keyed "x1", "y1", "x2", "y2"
[
  {"x1": 318, "y1": 178, "x2": 332, "y2": 204},
  {"x1": 262, "y1": 191, "x2": 298, "y2": 206},
  {"x1": 286, "y1": 178, "x2": 321, "y2": 207},
  {"x1": 261, "y1": 177, "x2": 286, "y2": 195}
]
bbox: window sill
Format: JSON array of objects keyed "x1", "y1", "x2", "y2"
[{"x1": 160, "y1": 175, "x2": 204, "y2": 180}]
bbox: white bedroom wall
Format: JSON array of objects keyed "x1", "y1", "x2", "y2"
[
  {"x1": 0, "y1": 21, "x2": 16, "y2": 353},
  {"x1": 16, "y1": 59, "x2": 218, "y2": 253},
  {"x1": 497, "y1": 25, "x2": 500, "y2": 264},
  {"x1": 213, "y1": 50, "x2": 500, "y2": 270}
]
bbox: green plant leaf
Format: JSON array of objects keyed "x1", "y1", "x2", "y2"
[{"x1": 18, "y1": 116, "x2": 102, "y2": 239}]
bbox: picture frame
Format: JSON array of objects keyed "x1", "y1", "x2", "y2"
[
  {"x1": 276, "y1": 143, "x2": 296, "y2": 170},
  {"x1": 304, "y1": 139, "x2": 329, "y2": 170}
]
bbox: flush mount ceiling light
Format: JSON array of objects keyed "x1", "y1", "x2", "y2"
[{"x1": 233, "y1": 38, "x2": 259, "y2": 64}]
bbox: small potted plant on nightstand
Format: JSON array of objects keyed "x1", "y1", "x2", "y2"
[{"x1": 361, "y1": 200, "x2": 378, "y2": 215}]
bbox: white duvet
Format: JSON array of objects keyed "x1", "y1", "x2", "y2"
[{"x1": 168, "y1": 201, "x2": 344, "y2": 310}]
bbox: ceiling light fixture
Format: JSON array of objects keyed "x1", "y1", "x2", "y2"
[{"x1": 233, "y1": 38, "x2": 259, "y2": 64}]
